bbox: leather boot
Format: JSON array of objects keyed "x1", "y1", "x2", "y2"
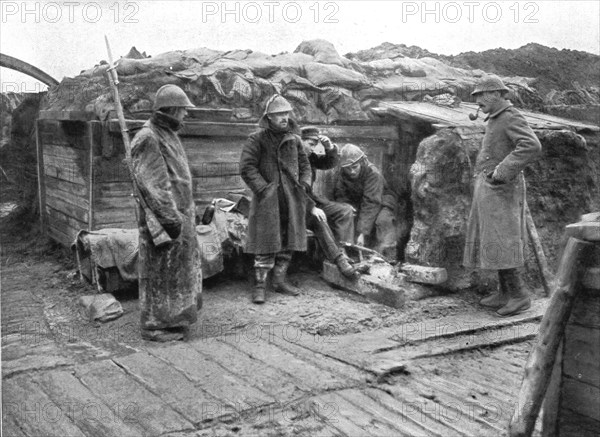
[
  {"x1": 272, "y1": 259, "x2": 301, "y2": 296},
  {"x1": 252, "y1": 267, "x2": 269, "y2": 304},
  {"x1": 497, "y1": 269, "x2": 531, "y2": 317},
  {"x1": 480, "y1": 270, "x2": 509, "y2": 308},
  {"x1": 335, "y1": 254, "x2": 359, "y2": 280}
]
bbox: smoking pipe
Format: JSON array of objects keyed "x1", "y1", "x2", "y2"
[{"x1": 469, "y1": 107, "x2": 481, "y2": 121}]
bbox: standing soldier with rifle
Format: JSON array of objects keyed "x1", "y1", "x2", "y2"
[
  {"x1": 463, "y1": 75, "x2": 542, "y2": 317},
  {"x1": 129, "y1": 84, "x2": 201, "y2": 341}
]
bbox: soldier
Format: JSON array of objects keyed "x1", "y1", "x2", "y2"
[
  {"x1": 240, "y1": 95, "x2": 312, "y2": 304},
  {"x1": 464, "y1": 75, "x2": 542, "y2": 317},
  {"x1": 334, "y1": 144, "x2": 398, "y2": 261},
  {"x1": 130, "y1": 84, "x2": 201, "y2": 341},
  {"x1": 300, "y1": 126, "x2": 357, "y2": 279}
]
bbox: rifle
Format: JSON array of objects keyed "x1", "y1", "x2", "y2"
[{"x1": 104, "y1": 36, "x2": 171, "y2": 247}]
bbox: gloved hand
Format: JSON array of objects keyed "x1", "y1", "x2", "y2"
[
  {"x1": 163, "y1": 221, "x2": 182, "y2": 239},
  {"x1": 486, "y1": 169, "x2": 503, "y2": 185}
]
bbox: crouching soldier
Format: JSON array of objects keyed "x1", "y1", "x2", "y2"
[
  {"x1": 240, "y1": 95, "x2": 312, "y2": 304},
  {"x1": 301, "y1": 126, "x2": 357, "y2": 279},
  {"x1": 334, "y1": 144, "x2": 398, "y2": 261},
  {"x1": 463, "y1": 75, "x2": 541, "y2": 317},
  {"x1": 130, "y1": 84, "x2": 201, "y2": 341}
]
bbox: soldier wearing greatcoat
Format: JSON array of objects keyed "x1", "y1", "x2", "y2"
[
  {"x1": 464, "y1": 75, "x2": 542, "y2": 317},
  {"x1": 240, "y1": 95, "x2": 312, "y2": 304},
  {"x1": 130, "y1": 84, "x2": 201, "y2": 341}
]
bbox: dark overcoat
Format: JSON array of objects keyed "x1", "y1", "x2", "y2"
[
  {"x1": 240, "y1": 117, "x2": 312, "y2": 254},
  {"x1": 463, "y1": 101, "x2": 542, "y2": 270},
  {"x1": 131, "y1": 112, "x2": 200, "y2": 330}
]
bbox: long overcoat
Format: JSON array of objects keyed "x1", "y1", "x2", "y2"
[
  {"x1": 131, "y1": 112, "x2": 200, "y2": 330},
  {"x1": 240, "y1": 117, "x2": 312, "y2": 254},
  {"x1": 463, "y1": 101, "x2": 541, "y2": 270}
]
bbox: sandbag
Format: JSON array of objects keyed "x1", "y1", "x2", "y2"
[
  {"x1": 78, "y1": 294, "x2": 123, "y2": 322},
  {"x1": 304, "y1": 62, "x2": 370, "y2": 90},
  {"x1": 295, "y1": 39, "x2": 348, "y2": 67}
]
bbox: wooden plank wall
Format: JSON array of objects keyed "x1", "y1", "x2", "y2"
[
  {"x1": 39, "y1": 119, "x2": 91, "y2": 247},
  {"x1": 41, "y1": 119, "x2": 401, "y2": 245}
]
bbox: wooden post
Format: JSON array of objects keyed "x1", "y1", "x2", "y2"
[
  {"x1": 509, "y1": 237, "x2": 592, "y2": 437},
  {"x1": 525, "y1": 202, "x2": 554, "y2": 296},
  {"x1": 88, "y1": 122, "x2": 94, "y2": 231},
  {"x1": 35, "y1": 120, "x2": 47, "y2": 236}
]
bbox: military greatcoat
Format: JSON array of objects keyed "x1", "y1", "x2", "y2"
[
  {"x1": 463, "y1": 101, "x2": 542, "y2": 270},
  {"x1": 131, "y1": 111, "x2": 200, "y2": 331}
]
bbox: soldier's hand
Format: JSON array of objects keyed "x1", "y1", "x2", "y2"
[
  {"x1": 356, "y1": 233, "x2": 365, "y2": 246},
  {"x1": 311, "y1": 207, "x2": 327, "y2": 222},
  {"x1": 486, "y1": 169, "x2": 503, "y2": 185},
  {"x1": 319, "y1": 135, "x2": 333, "y2": 151}
]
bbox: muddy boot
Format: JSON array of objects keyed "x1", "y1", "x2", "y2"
[
  {"x1": 480, "y1": 270, "x2": 509, "y2": 308},
  {"x1": 335, "y1": 254, "x2": 359, "y2": 280},
  {"x1": 497, "y1": 269, "x2": 531, "y2": 317},
  {"x1": 272, "y1": 258, "x2": 301, "y2": 296},
  {"x1": 252, "y1": 267, "x2": 269, "y2": 304}
]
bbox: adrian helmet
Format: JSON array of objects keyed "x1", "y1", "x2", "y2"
[
  {"x1": 153, "y1": 84, "x2": 195, "y2": 110},
  {"x1": 340, "y1": 143, "x2": 366, "y2": 167},
  {"x1": 264, "y1": 95, "x2": 293, "y2": 114},
  {"x1": 471, "y1": 75, "x2": 510, "y2": 96}
]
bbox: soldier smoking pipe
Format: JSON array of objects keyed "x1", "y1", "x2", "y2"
[{"x1": 469, "y1": 107, "x2": 481, "y2": 121}]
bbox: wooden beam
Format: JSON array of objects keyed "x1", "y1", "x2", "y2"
[
  {"x1": 88, "y1": 123, "x2": 94, "y2": 231},
  {"x1": 107, "y1": 120, "x2": 399, "y2": 140},
  {"x1": 322, "y1": 260, "x2": 406, "y2": 309},
  {"x1": 35, "y1": 121, "x2": 47, "y2": 237},
  {"x1": 525, "y1": 202, "x2": 555, "y2": 296}
]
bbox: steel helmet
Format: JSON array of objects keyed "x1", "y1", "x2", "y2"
[
  {"x1": 153, "y1": 84, "x2": 195, "y2": 110},
  {"x1": 340, "y1": 143, "x2": 365, "y2": 167},
  {"x1": 471, "y1": 75, "x2": 510, "y2": 96},
  {"x1": 265, "y1": 94, "x2": 293, "y2": 114}
]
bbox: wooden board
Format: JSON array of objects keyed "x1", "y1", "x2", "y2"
[
  {"x1": 2, "y1": 375, "x2": 87, "y2": 437},
  {"x1": 74, "y1": 360, "x2": 194, "y2": 435},
  {"x1": 560, "y1": 377, "x2": 600, "y2": 420},
  {"x1": 35, "y1": 370, "x2": 145, "y2": 437},
  {"x1": 114, "y1": 351, "x2": 226, "y2": 424},
  {"x1": 563, "y1": 324, "x2": 600, "y2": 388},
  {"x1": 45, "y1": 193, "x2": 88, "y2": 223},
  {"x1": 148, "y1": 343, "x2": 275, "y2": 408},
  {"x1": 108, "y1": 120, "x2": 399, "y2": 140},
  {"x1": 187, "y1": 339, "x2": 311, "y2": 403},
  {"x1": 219, "y1": 334, "x2": 350, "y2": 392},
  {"x1": 322, "y1": 261, "x2": 405, "y2": 309}
]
